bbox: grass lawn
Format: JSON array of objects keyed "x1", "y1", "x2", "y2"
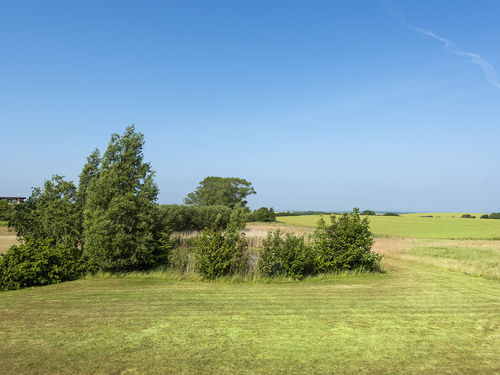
[
  {"x1": 1, "y1": 239, "x2": 499, "y2": 374},
  {"x1": 277, "y1": 213, "x2": 500, "y2": 239}
]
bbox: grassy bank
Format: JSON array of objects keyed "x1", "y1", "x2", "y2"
[{"x1": 278, "y1": 213, "x2": 500, "y2": 239}]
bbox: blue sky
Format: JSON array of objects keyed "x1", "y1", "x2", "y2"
[{"x1": 1, "y1": 0, "x2": 499, "y2": 212}]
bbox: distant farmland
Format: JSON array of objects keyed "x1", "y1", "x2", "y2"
[{"x1": 277, "y1": 213, "x2": 500, "y2": 240}]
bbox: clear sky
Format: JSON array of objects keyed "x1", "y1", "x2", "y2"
[{"x1": 1, "y1": 0, "x2": 499, "y2": 212}]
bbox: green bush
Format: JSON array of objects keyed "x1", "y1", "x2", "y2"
[
  {"x1": 383, "y1": 212, "x2": 400, "y2": 216},
  {"x1": 0, "y1": 237, "x2": 86, "y2": 291},
  {"x1": 461, "y1": 214, "x2": 476, "y2": 219},
  {"x1": 480, "y1": 214, "x2": 489, "y2": 219},
  {"x1": 257, "y1": 230, "x2": 315, "y2": 279},
  {"x1": 194, "y1": 226, "x2": 248, "y2": 279},
  {"x1": 159, "y1": 204, "x2": 232, "y2": 232},
  {"x1": 194, "y1": 209, "x2": 248, "y2": 279},
  {"x1": 489, "y1": 213, "x2": 500, "y2": 219},
  {"x1": 247, "y1": 207, "x2": 276, "y2": 222},
  {"x1": 314, "y1": 209, "x2": 382, "y2": 272},
  {"x1": 0, "y1": 201, "x2": 13, "y2": 221}
]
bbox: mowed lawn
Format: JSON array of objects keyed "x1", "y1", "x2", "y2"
[
  {"x1": 1, "y1": 242, "x2": 499, "y2": 374},
  {"x1": 278, "y1": 213, "x2": 500, "y2": 239}
]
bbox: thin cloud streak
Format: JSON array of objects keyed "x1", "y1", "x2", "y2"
[{"x1": 388, "y1": 7, "x2": 500, "y2": 89}]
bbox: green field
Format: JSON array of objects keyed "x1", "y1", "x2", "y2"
[
  {"x1": 278, "y1": 213, "x2": 500, "y2": 239},
  {"x1": 1, "y1": 215, "x2": 500, "y2": 374}
]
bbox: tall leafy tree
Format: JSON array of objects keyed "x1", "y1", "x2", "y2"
[
  {"x1": 184, "y1": 177, "x2": 256, "y2": 208},
  {"x1": 9, "y1": 175, "x2": 80, "y2": 247},
  {"x1": 83, "y1": 126, "x2": 161, "y2": 271}
]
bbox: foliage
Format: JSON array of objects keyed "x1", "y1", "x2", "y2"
[
  {"x1": 159, "y1": 204, "x2": 232, "y2": 232},
  {"x1": 313, "y1": 209, "x2": 382, "y2": 272},
  {"x1": 83, "y1": 126, "x2": 163, "y2": 272},
  {"x1": 488, "y1": 212, "x2": 500, "y2": 219},
  {"x1": 383, "y1": 212, "x2": 400, "y2": 216},
  {"x1": 184, "y1": 176, "x2": 256, "y2": 208},
  {"x1": 0, "y1": 201, "x2": 13, "y2": 221},
  {"x1": 247, "y1": 207, "x2": 276, "y2": 222},
  {"x1": 361, "y1": 210, "x2": 376, "y2": 215},
  {"x1": 257, "y1": 230, "x2": 315, "y2": 278},
  {"x1": 461, "y1": 214, "x2": 476, "y2": 219},
  {"x1": 0, "y1": 237, "x2": 86, "y2": 291},
  {"x1": 480, "y1": 214, "x2": 489, "y2": 219},
  {"x1": 169, "y1": 245, "x2": 196, "y2": 274},
  {"x1": 193, "y1": 210, "x2": 248, "y2": 279},
  {"x1": 9, "y1": 176, "x2": 81, "y2": 247}
]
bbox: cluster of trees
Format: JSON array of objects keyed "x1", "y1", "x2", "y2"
[
  {"x1": 480, "y1": 213, "x2": 500, "y2": 219},
  {"x1": 1, "y1": 126, "x2": 382, "y2": 290},
  {"x1": 246, "y1": 207, "x2": 276, "y2": 222},
  {"x1": 2, "y1": 126, "x2": 164, "y2": 289},
  {"x1": 461, "y1": 214, "x2": 476, "y2": 219}
]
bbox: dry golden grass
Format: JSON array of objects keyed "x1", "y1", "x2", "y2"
[{"x1": 0, "y1": 226, "x2": 17, "y2": 253}]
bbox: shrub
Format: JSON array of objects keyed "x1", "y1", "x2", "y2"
[
  {"x1": 313, "y1": 209, "x2": 382, "y2": 272},
  {"x1": 0, "y1": 237, "x2": 86, "y2": 291},
  {"x1": 480, "y1": 214, "x2": 489, "y2": 219},
  {"x1": 193, "y1": 209, "x2": 248, "y2": 279},
  {"x1": 461, "y1": 214, "x2": 476, "y2": 219},
  {"x1": 247, "y1": 207, "x2": 276, "y2": 222},
  {"x1": 0, "y1": 201, "x2": 13, "y2": 221},
  {"x1": 257, "y1": 230, "x2": 315, "y2": 279},
  {"x1": 159, "y1": 204, "x2": 231, "y2": 232},
  {"x1": 361, "y1": 210, "x2": 376, "y2": 216},
  {"x1": 489, "y1": 213, "x2": 500, "y2": 220},
  {"x1": 383, "y1": 212, "x2": 400, "y2": 216}
]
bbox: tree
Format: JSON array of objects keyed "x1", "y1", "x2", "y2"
[
  {"x1": 184, "y1": 177, "x2": 256, "y2": 208},
  {"x1": 247, "y1": 207, "x2": 276, "y2": 222},
  {"x1": 83, "y1": 126, "x2": 162, "y2": 272},
  {"x1": 361, "y1": 210, "x2": 376, "y2": 216},
  {"x1": 9, "y1": 175, "x2": 81, "y2": 247},
  {"x1": 0, "y1": 200, "x2": 13, "y2": 221}
]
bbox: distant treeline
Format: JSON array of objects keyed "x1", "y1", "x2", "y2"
[
  {"x1": 480, "y1": 213, "x2": 500, "y2": 219},
  {"x1": 160, "y1": 205, "x2": 276, "y2": 232}
]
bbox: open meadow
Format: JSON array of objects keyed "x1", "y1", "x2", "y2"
[
  {"x1": 1, "y1": 216, "x2": 499, "y2": 374},
  {"x1": 277, "y1": 213, "x2": 500, "y2": 239}
]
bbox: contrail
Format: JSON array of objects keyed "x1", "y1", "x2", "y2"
[{"x1": 385, "y1": 4, "x2": 500, "y2": 89}]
